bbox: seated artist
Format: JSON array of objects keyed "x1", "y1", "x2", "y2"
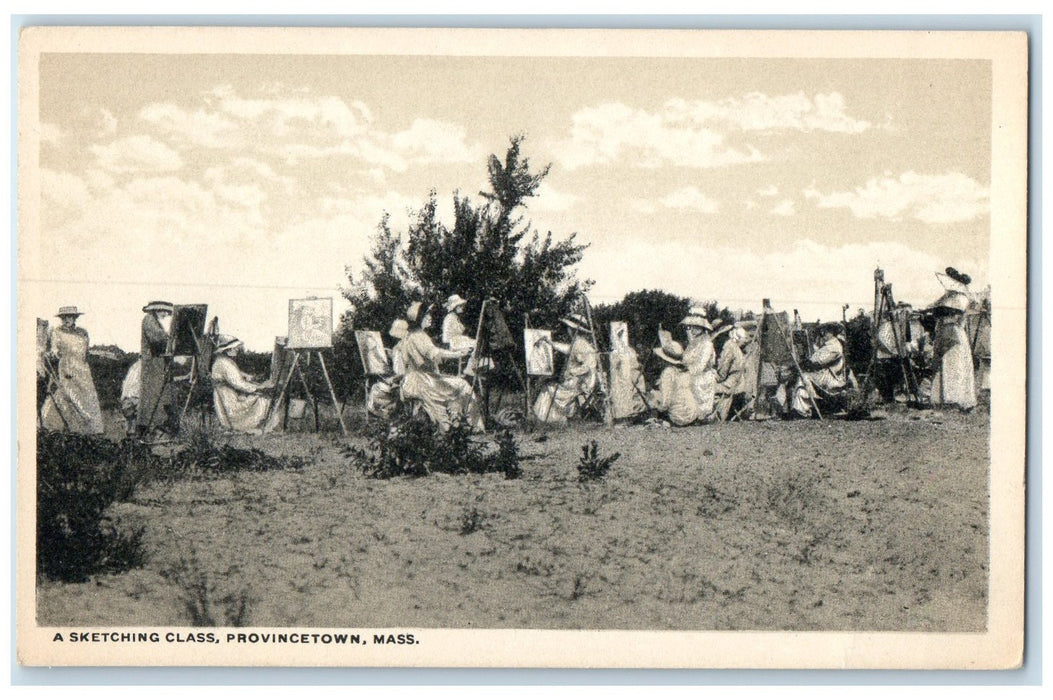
[
  {"x1": 531, "y1": 313, "x2": 598, "y2": 426},
  {"x1": 366, "y1": 318, "x2": 409, "y2": 420},
  {"x1": 774, "y1": 322, "x2": 847, "y2": 418},
  {"x1": 210, "y1": 335, "x2": 281, "y2": 435}
]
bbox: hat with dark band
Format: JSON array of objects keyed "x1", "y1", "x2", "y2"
[
  {"x1": 56, "y1": 306, "x2": 84, "y2": 318},
  {"x1": 142, "y1": 301, "x2": 174, "y2": 313}
]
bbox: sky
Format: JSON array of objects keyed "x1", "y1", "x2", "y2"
[{"x1": 27, "y1": 52, "x2": 992, "y2": 351}]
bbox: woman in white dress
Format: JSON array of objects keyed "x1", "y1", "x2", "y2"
[
  {"x1": 399, "y1": 302, "x2": 481, "y2": 431},
  {"x1": 680, "y1": 313, "x2": 718, "y2": 423},
  {"x1": 211, "y1": 335, "x2": 281, "y2": 434},
  {"x1": 531, "y1": 313, "x2": 599, "y2": 425},
  {"x1": 40, "y1": 306, "x2": 104, "y2": 434},
  {"x1": 929, "y1": 291, "x2": 977, "y2": 411}
]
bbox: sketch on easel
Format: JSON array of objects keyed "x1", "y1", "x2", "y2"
[
  {"x1": 355, "y1": 330, "x2": 390, "y2": 377},
  {"x1": 524, "y1": 328, "x2": 554, "y2": 376},
  {"x1": 288, "y1": 297, "x2": 333, "y2": 349}
]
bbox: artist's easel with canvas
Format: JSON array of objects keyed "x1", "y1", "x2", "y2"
[
  {"x1": 536, "y1": 297, "x2": 613, "y2": 426},
  {"x1": 266, "y1": 297, "x2": 348, "y2": 437},
  {"x1": 469, "y1": 298, "x2": 527, "y2": 429},
  {"x1": 142, "y1": 303, "x2": 208, "y2": 438},
  {"x1": 752, "y1": 298, "x2": 823, "y2": 420},
  {"x1": 861, "y1": 268, "x2": 921, "y2": 405}
]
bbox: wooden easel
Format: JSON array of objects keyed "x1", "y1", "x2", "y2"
[
  {"x1": 752, "y1": 299, "x2": 823, "y2": 420},
  {"x1": 470, "y1": 298, "x2": 528, "y2": 429},
  {"x1": 267, "y1": 348, "x2": 348, "y2": 437},
  {"x1": 142, "y1": 328, "x2": 203, "y2": 440},
  {"x1": 861, "y1": 272, "x2": 921, "y2": 405}
]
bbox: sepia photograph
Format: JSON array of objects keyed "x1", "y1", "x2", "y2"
[{"x1": 15, "y1": 26, "x2": 1027, "y2": 669}]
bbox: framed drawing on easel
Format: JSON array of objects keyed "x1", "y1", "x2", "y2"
[{"x1": 288, "y1": 297, "x2": 333, "y2": 349}]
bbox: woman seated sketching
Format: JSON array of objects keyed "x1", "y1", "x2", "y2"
[
  {"x1": 531, "y1": 313, "x2": 598, "y2": 425},
  {"x1": 211, "y1": 335, "x2": 281, "y2": 435},
  {"x1": 399, "y1": 302, "x2": 482, "y2": 431}
]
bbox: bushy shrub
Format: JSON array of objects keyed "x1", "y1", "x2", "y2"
[
  {"x1": 171, "y1": 425, "x2": 305, "y2": 475},
  {"x1": 36, "y1": 430, "x2": 147, "y2": 582},
  {"x1": 347, "y1": 405, "x2": 521, "y2": 479},
  {"x1": 576, "y1": 440, "x2": 620, "y2": 482}
]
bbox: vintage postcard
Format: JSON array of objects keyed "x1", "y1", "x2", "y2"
[{"x1": 16, "y1": 26, "x2": 1027, "y2": 668}]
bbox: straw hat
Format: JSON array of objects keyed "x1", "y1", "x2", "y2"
[
  {"x1": 55, "y1": 305, "x2": 83, "y2": 318},
  {"x1": 679, "y1": 315, "x2": 713, "y2": 331},
  {"x1": 388, "y1": 318, "x2": 409, "y2": 340},
  {"x1": 406, "y1": 301, "x2": 432, "y2": 325},
  {"x1": 560, "y1": 313, "x2": 590, "y2": 333},
  {"x1": 653, "y1": 329, "x2": 685, "y2": 366},
  {"x1": 444, "y1": 294, "x2": 468, "y2": 312},
  {"x1": 142, "y1": 300, "x2": 174, "y2": 314},
  {"x1": 214, "y1": 334, "x2": 243, "y2": 355}
]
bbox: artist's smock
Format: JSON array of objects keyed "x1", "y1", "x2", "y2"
[
  {"x1": 137, "y1": 313, "x2": 172, "y2": 430},
  {"x1": 931, "y1": 317, "x2": 977, "y2": 410},
  {"x1": 211, "y1": 355, "x2": 281, "y2": 434},
  {"x1": 683, "y1": 336, "x2": 717, "y2": 420},
  {"x1": 400, "y1": 330, "x2": 481, "y2": 430},
  {"x1": 442, "y1": 313, "x2": 476, "y2": 351},
  {"x1": 41, "y1": 326, "x2": 104, "y2": 434},
  {"x1": 532, "y1": 336, "x2": 598, "y2": 425},
  {"x1": 652, "y1": 366, "x2": 699, "y2": 426}
]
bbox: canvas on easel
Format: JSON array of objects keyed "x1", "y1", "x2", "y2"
[
  {"x1": 355, "y1": 330, "x2": 390, "y2": 377},
  {"x1": 266, "y1": 298, "x2": 347, "y2": 436},
  {"x1": 166, "y1": 304, "x2": 208, "y2": 356},
  {"x1": 288, "y1": 297, "x2": 333, "y2": 349},
  {"x1": 524, "y1": 328, "x2": 554, "y2": 376}
]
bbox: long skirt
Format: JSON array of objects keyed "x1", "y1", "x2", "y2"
[
  {"x1": 932, "y1": 344, "x2": 977, "y2": 410},
  {"x1": 41, "y1": 369, "x2": 104, "y2": 435},
  {"x1": 401, "y1": 370, "x2": 482, "y2": 431}
]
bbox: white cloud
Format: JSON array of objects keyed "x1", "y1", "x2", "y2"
[
  {"x1": 757, "y1": 184, "x2": 779, "y2": 197},
  {"x1": 582, "y1": 237, "x2": 987, "y2": 324},
  {"x1": 559, "y1": 101, "x2": 763, "y2": 170},
  {"x1": 529, "y1": 182, "x2": 582, "y2": 212},
  {"x1": 559, "y1": 91, "x2": 871, "y2": 170},
  {"x1": 90, "y1": 135, "x2": 184, "y2": 174},
  {"x1": 658, "y1": 186, "x2": 720, "y2": 213},
  {"x1": 665, "y1": 92, "x2": 871, "y2": 134},
  {"x1": 771, "y1": 199, "x2": 796, "y2": 216},
  {"x1": 97, "y1": 108, "x2": 118, "y2": 137},
  {"x1": 804, "y1": 171, "x2": 989, "y2": 224},
  {"x1": 628, "y1": 198, "x2": 657, "y2": 215},
  {"x1": 140, "y1": 86, "x2": 480, "y2": 172}
]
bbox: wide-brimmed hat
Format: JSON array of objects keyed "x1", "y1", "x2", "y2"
[
  {"x1": 406, "y1": 302, "x2": 432, "y2": 325},
  {"x1": 679, "y1": 315, "x2": 713, "y2": 331},
  {"x1": 929, "y1": 291, "x2": 970, "y2": 313},
  {"x1": 444, "y1": 294, "x2": 468, "y2": 312},
  {"x1": 55, "y1": 305, "x2": 83, "y2": 318},
  {"x1": 142, "y1": 300, "x2": 174, "y2": 314},
  {"x1": 214, "y1": 334, "x2": 243, "y2": 355},
  {"x1": 388, "y1": 318, "x2": 409, "y2": 340},
  {"x1": 560, "y1": 313, "x2": 590, "y2": 333},
  {"x1": 653, "y1": 329, "x2": 685, "y2": 365}
]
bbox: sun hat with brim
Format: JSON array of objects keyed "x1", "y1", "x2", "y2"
[
  {"x1": 679, "y1": 315, "x2": 713, "y2": 331},
  {"x1": 142, "y1": 300, "x2": 174, "y2": 313},
  {"x1": 560, "y1": 313, "x2": 590, "y2": 333},
  {"x1": 214, "y1": 335, "x2": 243, "y2": 355},
  {"x1": 929, "y1": 291, "x2": 970, "y2": 313},
  {"x1": 56, "y1": 306, "x2": 84, "y2": 318},
  {"x1": 445, "y1": 294, "x2": 468, "y2": 312},
  {"x1": 406, "y1": 302, "x2": 433, "y2": 325},
  {"x1": 653, "y1": 330, "x2": 686, "y2": 366},
  {"x1": 388, "y1": 318, "x2": 409, "y2": 340}
]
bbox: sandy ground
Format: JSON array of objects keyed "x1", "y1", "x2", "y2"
[{"x1": 37, "y1": 405, "x2": 988, "y2": 631}]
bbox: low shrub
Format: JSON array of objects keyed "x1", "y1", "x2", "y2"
[
  {"x1": 577, "y1": 440, "x2": 620, "y2": 482},
  {"x1": 347, "y1": 405, "x2": 521, "y2": 479},
  {"x1": 36, "y1": 430, "x2": 148, "y2": 582}
]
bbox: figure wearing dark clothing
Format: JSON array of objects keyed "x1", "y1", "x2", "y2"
[{"x1": 137, "y1": 300, "x2": 178, "y2": 434}]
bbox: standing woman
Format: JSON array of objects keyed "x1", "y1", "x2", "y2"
[
  {"x1": 929, "y1": 291, "x2": 977, "y2": 412},
  {"x1": 40, "y1": 306, "x2": 104, "y2": 434},
  {"x1": 680, "y1": 313, "x2": 718, "y2": 422},
  {"x1": 136, "y1": 300, "x2": 176, "y2": 437},
  {"x1": 399, "y1": 302, "x2": 481, "y2": 430}
]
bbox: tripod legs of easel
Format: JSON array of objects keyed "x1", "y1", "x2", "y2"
[{"x1": 270, "y1": 350, "x2": 348, "y2": 437}]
